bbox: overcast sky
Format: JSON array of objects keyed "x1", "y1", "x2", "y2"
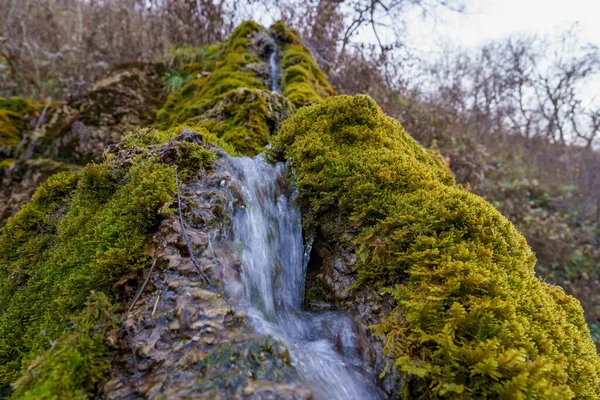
[{"x1": 406, "y1": 0, "x2": 600, "y2": 51}]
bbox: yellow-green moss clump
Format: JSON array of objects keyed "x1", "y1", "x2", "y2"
[
  {"x1": 168, "y1": 43, "x2": 223, "y2": 78},
  {"x1": 155, "y1": 21, "x2": 265, "y2": 127},
  {"x1": 0, "y1": 126, "x2": 218, "y2": 397},
  {"x1": 189, "y1": 88, "x2": 294, "y2": 155},
  {"x1": 270, "y1": 21, "x2": 335, "y2": 107},
  {"x1": 273, "y1": 95, "x2": 600, "y2": 399},
  {"x1": 11, "y1": 292, "x2": 116, "y2": 400},
  {"x1": 0, "y1": 97, "x2": 42, "y2": 147},
  {"x1": 155, "y1": 22, "x2": 274, "y2": 156}
]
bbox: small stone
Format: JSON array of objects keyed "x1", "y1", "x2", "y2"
[
  {"x1": 167, "y1": 279, "x2": 181, "y2": 289},
  {"x1": 142, "y1": 318, "x2": 156, "y2": 329},
  {"x1": 168, "y1": 320, "x2": 180, "y2": 331},
  {"x1": 190, "y1": 287, "x2": 218, "y2": 301},
  {"x1": 243, "y1": 386, "x2": 255, "y2": 396}
]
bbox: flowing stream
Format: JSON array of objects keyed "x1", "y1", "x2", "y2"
[
  {"x1": 269, "y1": 49, "x2": 280, "y2": 93},
  {"x1": 228, "y1": 156, "x2": 380, "y2": 400}
]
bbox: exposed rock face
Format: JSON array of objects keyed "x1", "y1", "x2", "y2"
[
  {"x1": 0, "y1": 63, "x2": 165, "y2": 227},
  {"x1": 0, "y1": 158, "x2": 77, "y2": 223},
  {"x1": 247, "y1": 29, "x2": 278, "y2": 87},
  {"x1": 305, "y1": 236, "x2": 401, "y2": 396},
  {"x1": 103, "y1": 145, "x2": 311, "y2": 399},
  {"x1": 35, "y1": 63, "x2": 166, "y2": 165}
]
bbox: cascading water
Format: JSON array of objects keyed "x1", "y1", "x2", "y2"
[
  {"x1": 269, "y1": 49, "x2": 280, "y2": 93},
  {"x1": 228, "y1": 155, "x2": 380, "y2": 400}
]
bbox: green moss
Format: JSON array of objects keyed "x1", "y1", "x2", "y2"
[
  {"x1": 271, "y1": 21, "x2": 335, "y2": 107},
  {"x1": 154, "y1": 21, "x2": 303, "y2": 156},
  {"x1": 192, "y1": 88, "x2": 280, "y2": 155},
  {"x1": 120, "y1": 125, "x2": 235, "y2": 157},
  {"x1": 155, "y1": 21, "x2": 265, "y2": 127},
  {"x1": 0, "y1": 97, "x2": 41, "y2": 115},
  {"x1": 0, "y1": 158, "x2": 13, "y2": 169},
  {"x1": 170, "y1": 43, "x2": 222, "y2": 75},
  {"x1": 0, "y1": 127, "x2": 217, "y2": 394},
  {"x1": 0, "y1": 110, "x2": 23, "y2": 146},
  {"x1": 274, "y1": 95, "x2": 600, "y2": 399},
  {"x1": 0, "y1": 97, "x2": 42, "y2": 147},
  {"x1": 175, "y1": 140, "x2": 216, "y2": 180},
  {"x1": 11, "y1": 292, "x2": 116, "y2": 400}
]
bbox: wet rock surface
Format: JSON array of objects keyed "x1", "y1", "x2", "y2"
[
  {"x1": 248, "y1": 29, "x2": 278, "y2": 89},
  {"x1": 102, "y1": 151, "x2": 312, "y2": 400},
  {"x1": 305, "y1": 234, "x2": 402, "y2": 397}
]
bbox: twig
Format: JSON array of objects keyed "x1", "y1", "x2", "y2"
[
  {"x1": 177, "y1": 177, "x2": 216, "y2": 291},
  {"x1": 128, "y1": 257, "x2": 157, "y2": 313},
  {"x1": 207, "y1": 234, "x2": 216, "y2": 259},
  {"x1": 151, "y1": 284, "x2": 164, "y2": 317},
  {"x1": 34, "y1": 99, "x2": 51, "y2": 135},
  {"x1": 20, "y1": 99, "x2": 52, "y2": 161}
]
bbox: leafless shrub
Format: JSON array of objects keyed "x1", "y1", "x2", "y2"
[{"x1": 0, "y1": 0, "x2": 236, "y2": 99}]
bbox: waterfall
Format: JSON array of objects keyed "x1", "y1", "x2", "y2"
[
  {"x1": 229, "y1": 155, "x2": 380, "y2": 400},
  {"x1": 270, "y1": 49, "x2": 280, "y2": 93}
]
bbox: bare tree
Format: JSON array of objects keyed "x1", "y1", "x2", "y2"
[{"x1": 0, "y1": 0, "x2": 235, "y2": 99}]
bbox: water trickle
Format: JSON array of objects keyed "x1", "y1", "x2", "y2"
[
  {"x1": 229, "y1": 155, "x2": 380, "y2": 400},
  {"x1": 270, "y1": 49, "x2": 280, "y2": 93}
]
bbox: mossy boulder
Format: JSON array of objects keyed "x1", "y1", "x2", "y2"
[
  {"x1": 273, "y1": 94, "x2": 600, "y2": 399},
  {"x1": 0, "y1": 123, "x2": 312, "y2": 399},
  {"x1": 271, "y1": 21, "x2": 335, "y2": 107},
  {"x1": 155, "y1": 21, "x2": 267, "y2": 129},
  {"x1": 190, "y1": 88, "x2": 294, "y2": 155},
  {"x1": 0, "y1": 127, "x2": 220, "y2": 395},
  {"x1": 155, "y1": 22, "x2": 284, "y2": 156},
  {"x1": 154, "y1": 21, "x2": 329, "y2": 156}
]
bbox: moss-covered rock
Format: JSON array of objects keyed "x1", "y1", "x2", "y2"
[
  {"x1": 101, "y1": 132, "x2": 311, "y2": 399},
  {"x1": 271, "y1": 21, "x2": 335, "y2": 107},
  {"x1": 154, "y1": 22, "x2": 289, "y2": 156},
  {"x1": 0, "y1": 127, "x2": 220, "y2": 395},
  {"x1": 273, "y1": 94, "x2": 600, "y2": 399},
  {"x1": 190, "y1": 88, "x2": 294, "y2": 155},
  {"x1": 3, "y1": 20, "x2": 597, "y2": 400},
  {"x1": 154, "y1": 21, "x2": 333, "y2": 156},
  {"x1": 0, "y1": 64, "x2": 166, "y2": 228},
  {"x1": 155, "y1": 21, "x2": 266, "y2": 128}
]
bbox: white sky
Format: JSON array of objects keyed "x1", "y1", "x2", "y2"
[
  {"x1": 405, "y1": 0, "x2": 600, "y2": 52},
  {"x1": 250, "y1": 0, "x2": 600, "y2": 104}
]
